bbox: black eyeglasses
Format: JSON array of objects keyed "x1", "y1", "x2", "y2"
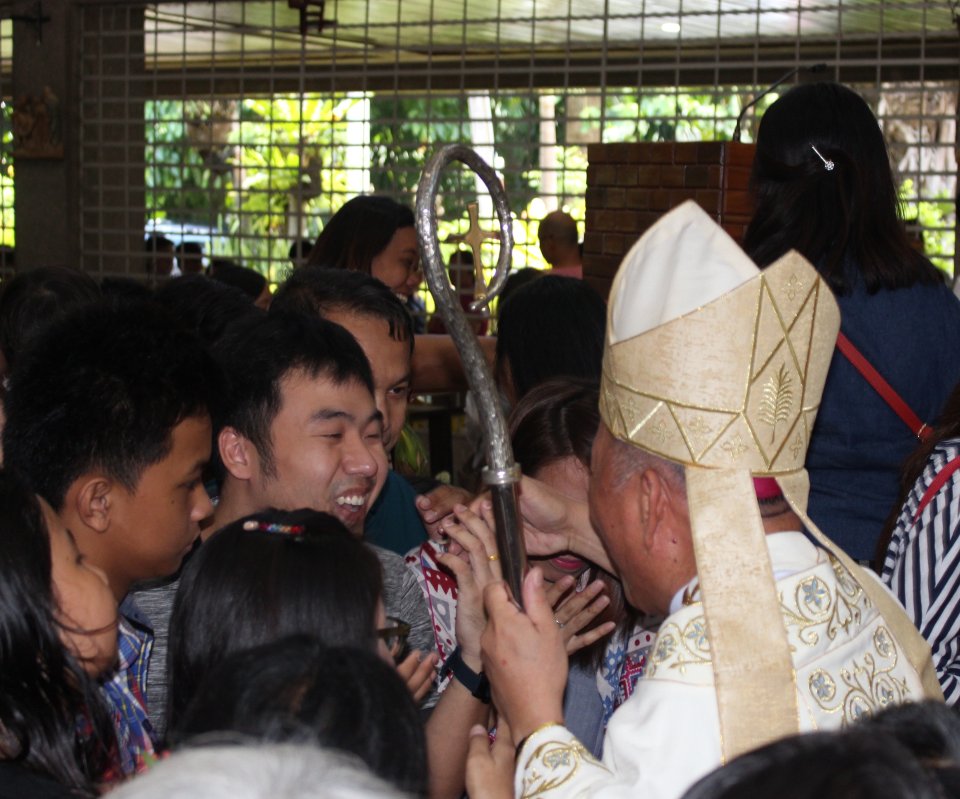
[{"x1": 377, "y1": 616, "x2": 411, "y2": 663}]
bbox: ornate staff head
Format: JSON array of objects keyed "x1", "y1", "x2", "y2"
[{"x1": 415, "y1": 144, "x2": 526, "y2": 603}]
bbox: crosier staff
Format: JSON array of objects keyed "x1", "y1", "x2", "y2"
[{"x1": 415, "y1": 144, "x2": 526, "y2": 606}]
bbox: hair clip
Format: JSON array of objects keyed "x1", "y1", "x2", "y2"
[
  {"x1": 243, "y1": 520, "x2": 305, "y2": 536},
  {"x1": 810, "y1": 144, "x2": 835, "y2": 172}
]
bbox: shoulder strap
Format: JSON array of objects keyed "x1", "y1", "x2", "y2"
[
  {"x1": 837, "y1": 331, "x2": 932, "y2": 442},
  {"x1": 913, "y1": 455, "x2": 960, "y2": 523}
]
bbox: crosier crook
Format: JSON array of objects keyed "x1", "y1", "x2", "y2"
[{"x1": 415, "y1": 144, "x2": 527, "y2": 606}]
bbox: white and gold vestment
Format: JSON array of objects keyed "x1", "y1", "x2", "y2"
[
  {"x1": 516, "y1": 532, "x2": 925, "y2": 799},
  {"x1": 512, "y1": 202, "x2": 940, "y2": 799}
]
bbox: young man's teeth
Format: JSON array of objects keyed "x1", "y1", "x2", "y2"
[{"x1": 336, "y1": 495, "x2": 366, "y2": 507}]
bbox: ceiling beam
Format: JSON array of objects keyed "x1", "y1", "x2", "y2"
[{"x1": 133, "y1": 34, "x2": 960, "y2": 97}]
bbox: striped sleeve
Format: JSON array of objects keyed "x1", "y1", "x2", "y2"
[{"x1": 882, "y1": 441, "x2": 960, "y2": 705}]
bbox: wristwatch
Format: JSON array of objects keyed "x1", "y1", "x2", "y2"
[{"x1": 442, "y1": 646, "x2": 491, "y2": 703}]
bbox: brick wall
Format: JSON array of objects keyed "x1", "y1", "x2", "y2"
[{"x1": 582, "y1": 141, "x2": 756, "y2": 299}]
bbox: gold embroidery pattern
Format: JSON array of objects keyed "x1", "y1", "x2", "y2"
[
  {"x1": 791, "y1": 431, "x2": 804, "y2": 460},
  {"x1": 758, "y1": 363, "x2": 794, "y2": 443},
  {"x1": 809, "y1": 669, "x2": 837, "y2": 703},
  {"x1": 780, "y1": 558, "x2": 869, "y2": 647},
  {"x1": 785, "y1": 273, "x2": 805, "y2": 301},
  {"x1": 520, "y1": 739, "x2": 596, "y2": 798},
  {"x1": 598, "y1": 256, "x2": 838, "y2": 474},
  {"x1": 830, "y1": 556, "x2": 867, "y2": 607},
  {"x1": 651, "y1": 419, "x2": 670, "y2": 444},
  {"x1": 688, "y1": 415, "x2": 712, "y2": 441},
  {"x1": 805, "y1": 626, "x2": 910, "y2": 725},
  {"x1": 721, "y1": 434, "x2": 747, "y2": 461},
  {"x1": 648, "y1": 616, "x2": 711, "y2": 677}
]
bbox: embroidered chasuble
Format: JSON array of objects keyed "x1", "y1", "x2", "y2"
[
  {"x1": 515, "y1": 532, "x2": 926, "y2": 799},
  {"x1": 509, "y1": 202, "x2": 939, "y2": 799}
]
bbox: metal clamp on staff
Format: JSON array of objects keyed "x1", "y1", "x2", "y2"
[{"x1": 414, "y1": 144, "x2": 527, "y2": 606}]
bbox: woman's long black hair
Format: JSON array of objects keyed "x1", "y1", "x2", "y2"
[
  {"x1": 305, "y1": 195, "x2": 414, "y2": 273},
  {"x1": 173, "y1": 636, "x2": 428, "y2": 796},
  {"x1": 0, "y1": 470, "x2": 115, "y2": 794},
  {"x1": 743, "y1": 82, "x2": 942, "y2": 295},
  {"x1": 166, "y1": 508, "x2": 384, "y2": 734}
]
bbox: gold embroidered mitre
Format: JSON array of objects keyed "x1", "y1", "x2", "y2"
[
  {"x1": 600, "y1": 203, "x2": 838, "y2": 496},
  {"x1": 600, "y1": 201, "x2": 840, "y2": 762}
]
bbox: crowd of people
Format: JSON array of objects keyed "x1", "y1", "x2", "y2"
[{"x1": 1, "y1": 79, "x2": 960, "y2": 799}]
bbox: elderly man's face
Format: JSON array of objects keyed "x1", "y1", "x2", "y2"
[
  {"x1": 588, "y1": 423, "x2": 693, "y2": 616},
  {"x1": 588, "y1": 424, "x2": 648, "y2": 607}
]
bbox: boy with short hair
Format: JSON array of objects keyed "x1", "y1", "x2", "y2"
[{"x1": 3, "y1": 299, "x2": 221, "y2": 777}]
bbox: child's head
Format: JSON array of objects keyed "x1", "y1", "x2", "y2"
[
  {"x1": 106, "y1": 743, "x2": 408, "y2": 799},
  {"x1": 0, "y1": 469, "x2": 116, "y2": 791},
  {"x1": 173, "y1": 636, "x2": 427, "y2": 795},
  {"x1": 3, "y1": 299, "x2": 222, "y2": 598},
  {"x1": 167, "y1": 508, "x2": 385, "y2": 732}
]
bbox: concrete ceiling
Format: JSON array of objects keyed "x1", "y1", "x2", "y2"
[{"x1": 147, "y1": 1, "x2": 957, "y2": 61}]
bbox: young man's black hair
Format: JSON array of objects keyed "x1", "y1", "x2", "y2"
[
  {"x1": 3, "y1": 298, "x2": 221, "y2": 510},
  {"x1": 3, "y1": 297, "x2": 226, "y2": 775},
  {"x1": 213, "y1": 310, "x2": 374, "y2": 475},
  {"x1": 154, "y1": 273, "x2": 263, "y2": 348},
  {"x1": 271, "y1": 266, "x2": 414, "y2": 356},
  {"x1": 495, "y1": 274, "x2": 605, "y2": 403},
  {"x1": 0, "y1": 266, "x2": 101, "y2": 374}
]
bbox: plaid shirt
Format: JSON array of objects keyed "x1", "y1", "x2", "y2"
[{"x1": 100, "y1": 601, "x2": 157, "y2": 779}]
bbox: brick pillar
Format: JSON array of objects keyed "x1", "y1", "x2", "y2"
[{"x1": 582, "y1": 141, "x2": 755, "y2": 299}]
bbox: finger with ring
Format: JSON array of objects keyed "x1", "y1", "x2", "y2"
[
  {"x1": 554, "y1": 618, "x2": 565, "y2": 629},
  {"x1": 487, "y1": 553, "x2": 499, "y2": 561}
]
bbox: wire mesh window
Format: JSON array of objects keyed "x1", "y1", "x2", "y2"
[
  {"x1": 0, "y1": 18, "x2": 13, "y2": 275},
  {"x1": 77, "y1": 1, "x2": 959, "y2": 285}
]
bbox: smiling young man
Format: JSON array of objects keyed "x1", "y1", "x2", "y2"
[
  {"x1": 3, "y1": 299, "x2": 221, "y2": 778},
  {"x1": 272, "y1": 266, "x2": 432, "y2": 555},
  {"x1": 211, "y1": 311, "x2": 386, "y2": 535},
  {"x1": 210, "y1": 311, "x2": 436, "y2": 660}
]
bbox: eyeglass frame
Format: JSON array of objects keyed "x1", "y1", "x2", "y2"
[{"x1": 376, "y1": 616, "x2": 411, "y2": 662}]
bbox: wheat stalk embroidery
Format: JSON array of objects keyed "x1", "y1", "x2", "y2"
[{"x1": 759, "y1": 364, "x2": 793, "y2": 443}]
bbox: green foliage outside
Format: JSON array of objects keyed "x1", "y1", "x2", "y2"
[
  {"x1": 583, "y1": 89, "x2": 751, "y2": 143},
  {"x1": 0, "y1": 103, "x2": 13, "y2": 250},
  {"x1": 146, "y1": 96, "x2": 355, "y2": 283},
  {"x1": 139, "y1": 88, "x2": 955, "y2": 287},
  {"x1": 369, "y1": 95, "x2": 470, "y2": 203},
  {"x1": 899, "y1": 178, "x2": 956, "y2": 278}
]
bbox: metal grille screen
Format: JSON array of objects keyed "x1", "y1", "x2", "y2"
[
  {"x1": 77, "y1": 1, "x2": 959, "y2": 284},
  {"x1": 0, "y1": 19, "x2": 12, "y2": 275}
]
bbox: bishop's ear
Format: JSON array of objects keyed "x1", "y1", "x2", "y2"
[{"x1": 638, "y1": 466, "x2": 683, "y2": 552}]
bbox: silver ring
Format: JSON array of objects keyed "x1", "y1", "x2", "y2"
[{"x1": 554, "y1": 618, "x2": 565, "y2": 629}]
